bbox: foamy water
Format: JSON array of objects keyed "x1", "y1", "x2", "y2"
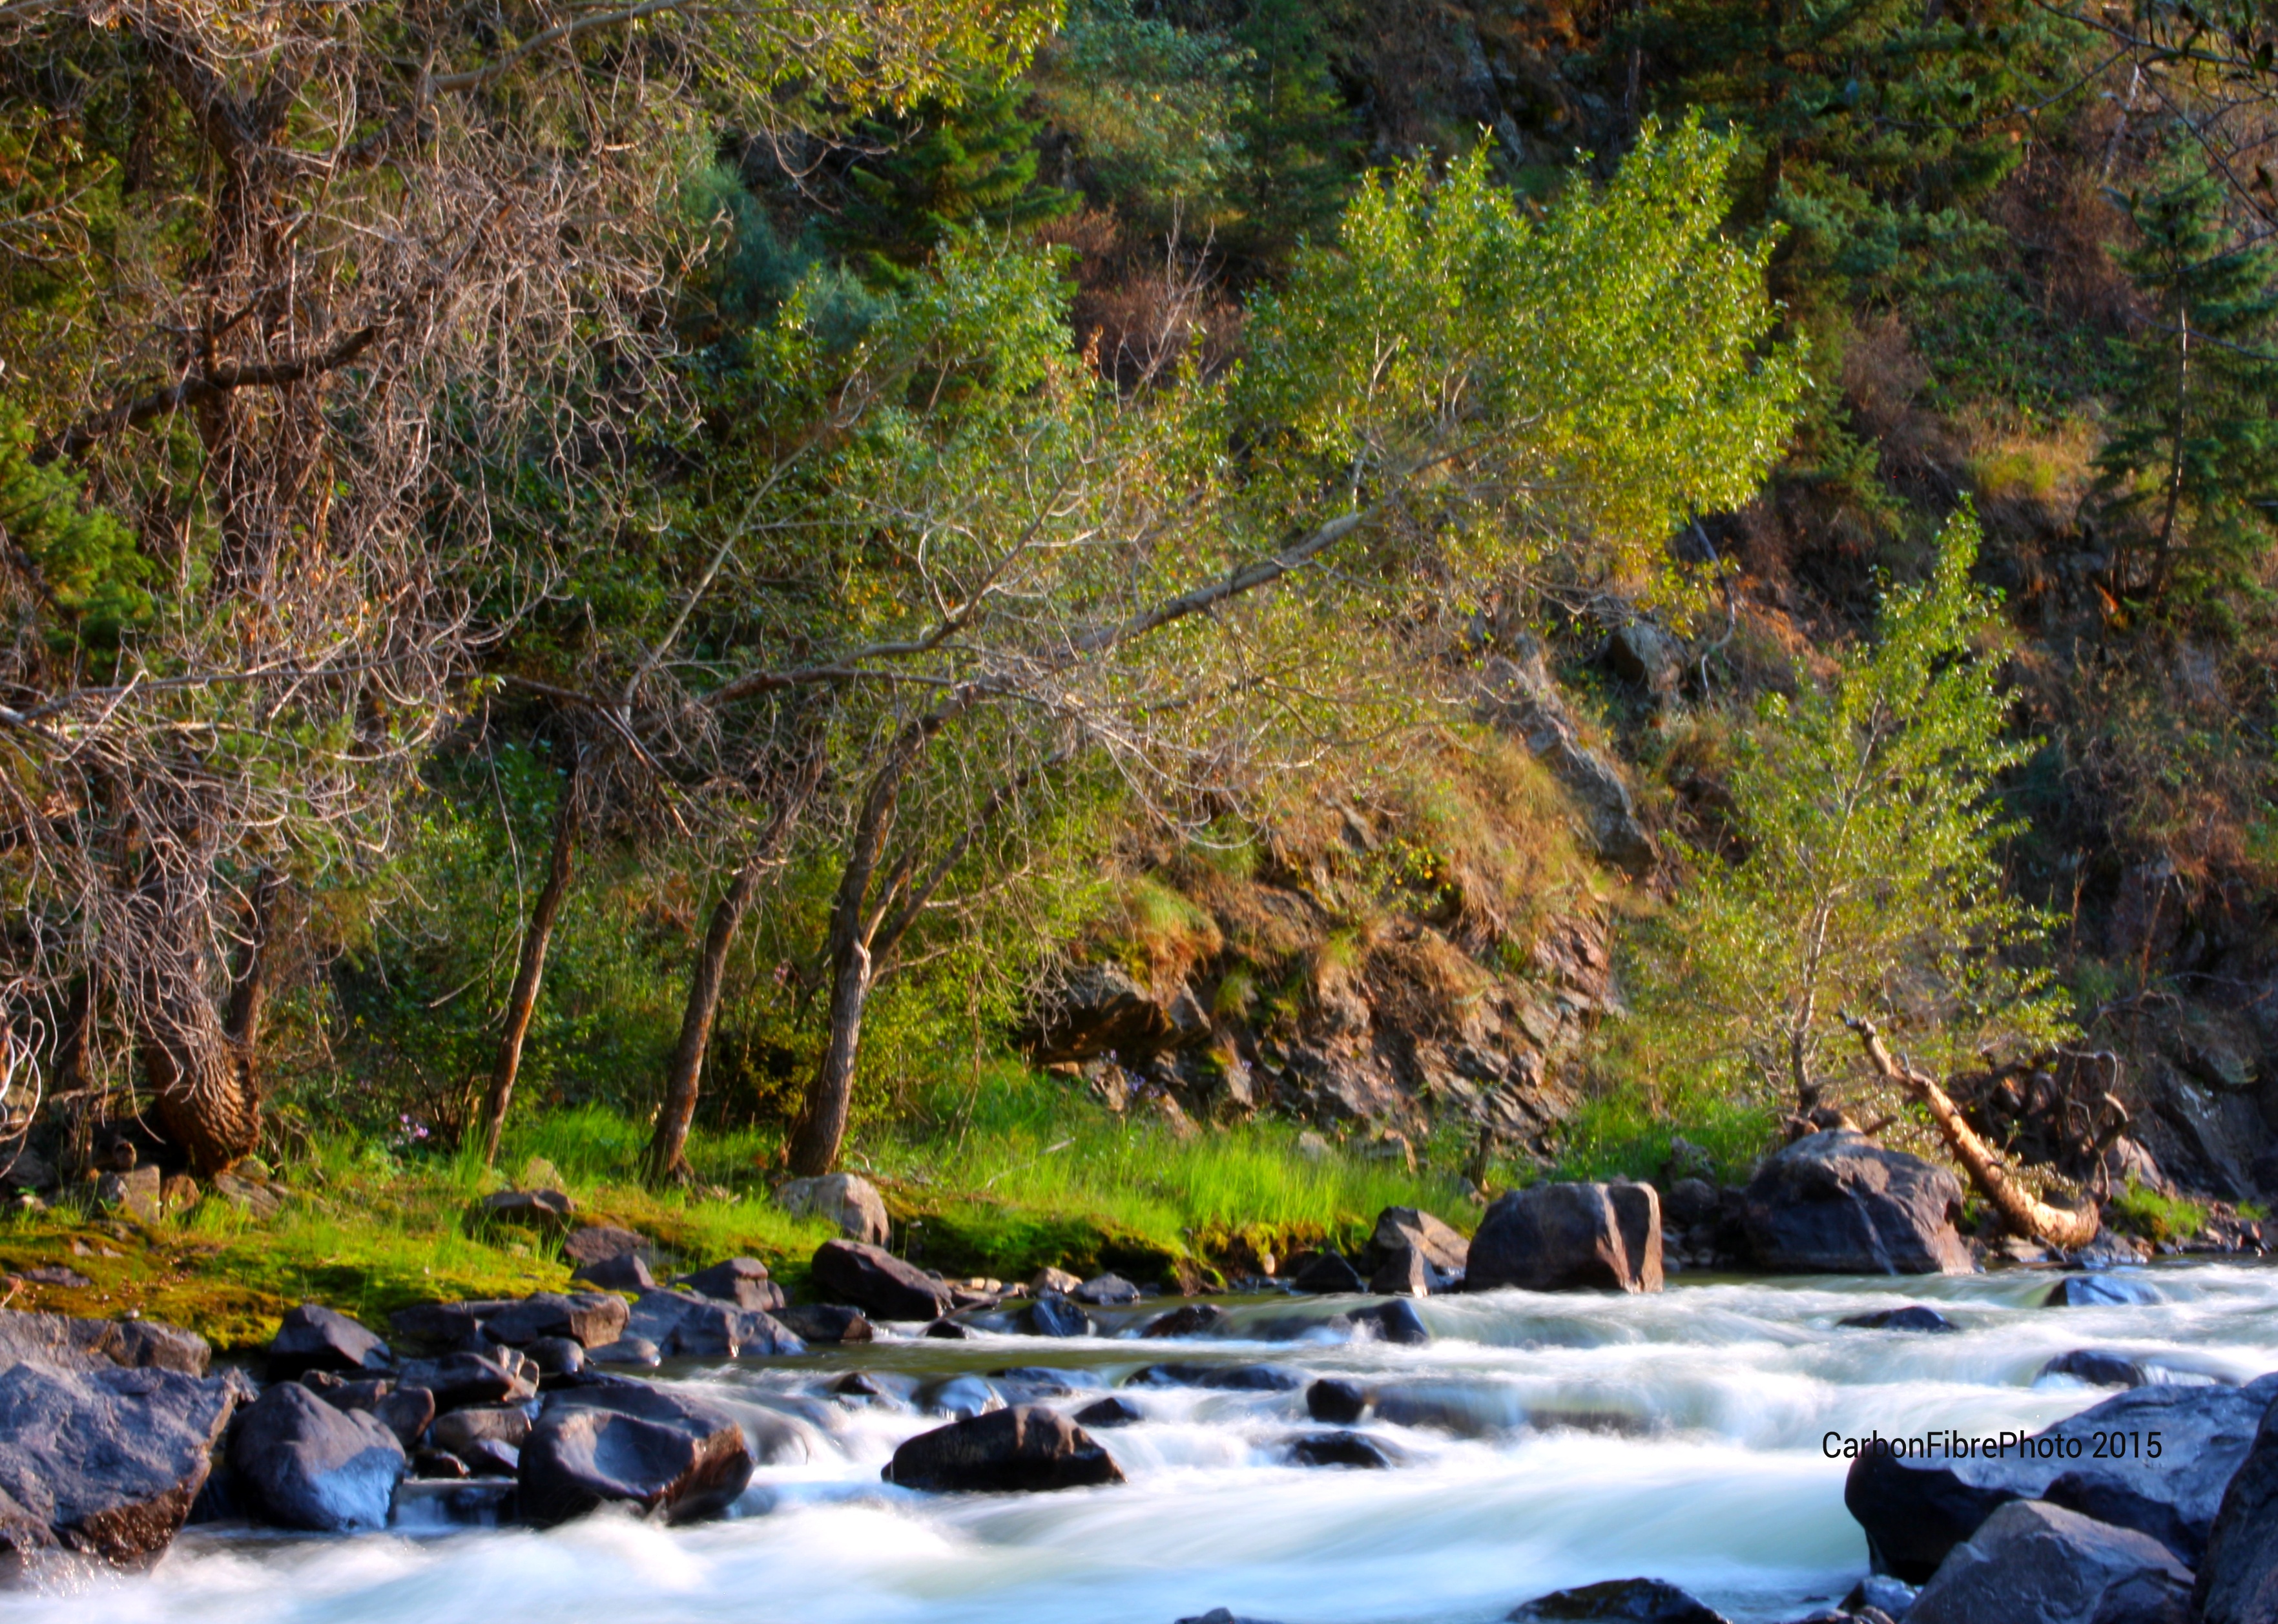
[{"x1": 16, "y1": 1262, "x2": 2277, "y2": 1624}]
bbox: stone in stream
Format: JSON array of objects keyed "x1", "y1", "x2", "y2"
[
  {"x1": 524, "y1": 1336, "x2": 586, "y2": 1381},
  {"x1": 412, "y1": 1448, "x2": 470, "y2": 1480},
  {"x1": 1369, "y1": 1246, "x2": 1436, "y2": 1297},
  {"x1": 478, "y1": 1292, "x2": 630, "y2": 1350},
  {"x1": 883, "y1": 1404, "x2": 1124, "y2": 1493},
  {"x1": 924, "y1": 1318, "x2": 975, "y2": 1341},
  {"x1": 1838, "y1": 1306, "x2": 1960, "y2": 1335},
  {"x1": 1073, "y1": 1273, "x2": 1142, "y2": 1306},
  {"x1": 1743, "y1": 1131, "x2": 1973, "y2": 1276},
  {"x1": 2195, "y1": 1392, "x2": 2278, "y2": 1624},
  {"x1": 1465, "y1": 1182, "x2": 1662, "y2": 1293},
  {"x1": 586, "y1": 1336, "x2": 660, "y2": 1368},
  {"x1": 1143, "y1": 1304, "x2": 1227, "y2": 1339},
  {"x1": 1335, "y1": 1300, "x2": 1430, "y2": 1346},
  {"x1": 1370, "y1": 1206, "x2": 1469, "y2": 1274},
  {"x1": 1504, "y1": 1578, "x2": 1730, "y2": 1624},
  {"x1": 673, "y1": 1258, "x2": 787, "y2": 1312},
  {"x1": 833, "y1": 1372, "x2": 889, "y2": 1401},
  {"x1": 2045, "y1": 1274, "x2": 2160, "y2": 1308},
  {"x1": 518, "y1": 1383, "x2": 754, "y2": 1527},
  {"x1": 1846, "y1": 1373, "x2": 2278, "y2": 1580},
  {"x1": 1175, "y1": 1612, "x2": 1286, "y2": 1624},
  {"x1": 1129, "y1": 1362, "x2": 1304, "y2": 1392},
  {"x1": 302, "y1": 1374, "x2": 434, "y2": 1448},
  {"x1": 1075, "y1": 1395, "x2": 1144, "y2": 1428},
  {"x1": 1285, "y1": 1251, "x2": 1367, "y2": 1295},
  {"x1": 1905, "y1": 1500, "x2": 2193, "y2": 1624},
  {"x1": 774, "y1": 1304, "x2": 873, "y2": 1344},
  {"x1": 916, "y1": 1375, "x2": 1003, "y2": 1420},
  {"x1": 809, "y1": 1239, "x2": 955, "y2": 1322},
  {"x1": 625, "y1": 1290, "x2": 803, "y2": 1359},
  {"x1": 776, "y1": 1173, "x2": 891, "y2": 1245},
  {"x1": 429, "y1": 1404, "x2": 532, "y2": 1458},
  {"x1": 1841, "y1": 1576, "x2": 1918, "y2": 1618},
  {"x1": 1288, "y1": 1430, "x2": 1396, "y2": 1469},
  {"x1": 458, "y1": 1437, "x2": 521, "y2": 1477},
  {"x1": 393, "y1": 1351, "x2": 535, "y2": 1409},
  {"x1": 228, "y1": 1381, "x2": 406, "y2": 1532},
  {"x1": 1307, "y1": 1379, "x2": 1370, "y2": 1424},
  {"x1": 2038, "y1": 1349, "x2": 2153, "y2": 1389},
  {"x1": 1023, "y1": 1295, "x2": 1095, "y2": 1338},
  {"x1": 266, "y1": 1304, "x2": 393, "y2": 1381}
]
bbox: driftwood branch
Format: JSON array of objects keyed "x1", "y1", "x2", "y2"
[{"x1": 1844, "y1": 1014, "x2": 2103, "y2": 1251}]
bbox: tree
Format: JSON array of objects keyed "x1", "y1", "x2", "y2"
[
  {"x1": 2093, "y1": 156, "x2": 2278, "y2": 609},
  {"x1": 1638, "y1": 508, "x2": 2071, "y2": 1118},
  {"x1": 1225, "y1": 0, "x2": 1359, "y2": 267}
]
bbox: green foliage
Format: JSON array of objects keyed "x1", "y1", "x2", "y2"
[
  {"x1": 1634, "y1": 508, "x2": 2072, "y2": 1111},
  {"x1": 1224, "y1": 0, "x2": 1360, "y2": 265},
  {"x1": 0, "y1": 401, "x2": 150, "y2": 648},
  {"x1": 2094, "y1": 154, "x2": 2278, "y2": 615},
  {"x1": 2106, "y1": 1177, "x2": 2206, "y2": 1244}
]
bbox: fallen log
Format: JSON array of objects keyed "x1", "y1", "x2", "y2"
[{"x1": 1843, "y1": 1015, "x2": 2102, "y2": 1252}]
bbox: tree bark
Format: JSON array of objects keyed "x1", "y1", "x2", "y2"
[
  {"x1": 224, "y1": 870, "x2": 283, "y2": 1102},
  {"x1": 477, "y1": 770, "x2": 581, "y2": 1167}
]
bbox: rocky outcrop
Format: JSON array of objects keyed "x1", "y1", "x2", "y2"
[
  {"x1": 1745, "y1": 1131, "x2": 1974, "y2": 1275},
  {"x1": 884, "y1": 1405, "x2": 1124, "y2": 1493},
  {"x1": 809, "y1": 1240, "x2": 955, "y2": 1321},
  {"x1": 228, "y1": 1381, "x2": 406, "y2": 1532},
  {"x1": 2196, "y1": 1393, "x2": 2278, "y2": 1624},
  {"x1": 1847, "y1": 1374, "x2": 2278, "y2": 1580},
  {"x1": 776, "y1": 1173, "x2": 892, "y2": 1245},
  {"x1": 1906, "y1": 1501, "x2": 2193, "y2": 1624},
  {"x1": 1465, "y1": 1182, "x2": 1662, "y2": 1293},
  {"x1": 0, "y1": 1308, "x2": 211, "y2": 1376},
  {"x1": 267, "y1": 1304, "x2": 393, "y2": 1382},
  {"x1": 1504, "y1": 1578, "x2": 1729, "y2": 1624},
  {"x1": 518, "y1": 1383, "x2": 754, "y2": 1527},
  {"x1": 1478, "y1": 650, "x2": 1657, "y2": 876}
]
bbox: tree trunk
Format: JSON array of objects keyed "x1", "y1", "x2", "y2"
[
  {"x1": 476, "y1": 773, "x2": 580, "y2": 1167},
  {"x1": 787, "y1": 925, "x2": 873, "y2": 1177},
  {"x1": 225, "y1": 870, "x2": 283, "y2": 1100}
]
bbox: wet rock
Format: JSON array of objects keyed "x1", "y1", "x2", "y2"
[
  {"x1": 0, "y1": 1357, "x2": 238, "y2": 1564},
  {"x1": 1467, "y1": 1182, "x2": 1662, "y2": 1293},
  {"x1": 525, "y1": 1337, "x2": 586, "y2": 1381},
  {"x1": 1841, "y1": 1576, "x2": 1918, "y2": 1619},
  {"x1": 1839, "y1": 1306, "x2": 1961, "y2": 1335},
  {"x1": 1506, "y1": 1577, "x2": 1729, "y2": 1624},
  {"x1": 674, "y1": 1258, "x2": 787, "y2": 1313},
  {"x1": 989, "y1": 1366, "x2": 1091, "y2": 1397},
  {"x1": 459, "y1": 1437, "x2": 521, "y2": 1477},
  {"x1": 1369, "y1": 1246, "x2": 1438, "y2": 1296},
  {"x1": 412, "y1": 1448, "x2": 469, "y2": 1480},
  {"x1": 1663, "y1": 1178, "x2": 1721, "y2": 1231},
  {"x1": 1906, "y1": 1500, "x2": 2193, "y2": 1624},
  {"x1": 1130, "y1": 1362, "x2": 1303, "y2": 1392},
  {"x1": 1307, "y1": 1378, "x2": 1370, "y2": 1424},
  {"x1": 832, "y1": 1373, "x2": 889, "y2": 1401},
  {"x1": 916, "y1": 1375, "x2": 1004, "y2": 1420},
  {"x1": 776, "y1": 1173, "x2": 891, "y2": 1246},
  {"x1": 393, "y1": 1351, "x2": 535, "y2": 1410},
  {"x1": 229, "y1": 1381, "x2": 405, "y2": 1532},
  {"x1": 1142, "y1": 1304, "x2": 1228, "y2": 1339},
  {"x1": 809, "y1": 1240, "x2": 955, "y2": 1322},
  {"x1": 586, "y1": 1336, "x2": 660, "y2": 1367},
  {"x1": 625, "y1": 1289, "x2": 802, "y2": 1358},
  {"x1": 2196, "y1": 1391, "x2": 2278, "y2": 1624},
  {"x1": 2039, "y1": 1350, "x2": 2152, "y2": 1389},
  {"x1": 305, "y1": 1376, "x2": 433, "y2": 1448},
  {"x1": 1287, "y1": 1251, "x2": 1367, "y2": 1294},
  {"x1": 1289, "y1": 1430, "x2": 1394, "y2": 1469},
  {"x1": 924, "y1": 1318, "x2": 975, "y2": 1340},
  {"x1": 1023, "y1": 1295, "x2": 1095, "y2": 1338},
  {"x1": 430, "y1": 1404, "x2": 532, "y2": 1459},
  {"x1": 1745, "y1": 1131, "x2": 1974, "y2": 1276},
  {"x1": 774, "y1": 1304, "x2": 874, "y2": 1344},
  {"x1": 1075, "y1": 1395, "x2": 1144, "y2": 1429},
  {"x1": 519, "y1": 1383, "x2": 754, "y2": 1527},
  {"x1": 1846, "y1": 1375, "x2": 2278, "y2": 1579},
  {"x1": 570, "y1": 1252, "x2": 656, "y2": 1293},
  {"x1": 883, "y1": 1404, "x2": 1124, "y2": 1493},
  {"x1": 1074, "y1": 1273, "x2": 1142, "y2": 1306},
  {"x1": 2045, "y1": 1275, "x2": 2159, "y2": 1308},
  {"x1": 266, "y1": 1304, "x2": 393, "y2": 1382},
  {"x1": 1336, "y1": 1300, "x2": 1431, "y2": 1346}
]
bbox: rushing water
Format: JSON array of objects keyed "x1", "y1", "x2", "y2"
[{"x1": 17, "y1": 1262, "x2": 2278, "y2": 1624}]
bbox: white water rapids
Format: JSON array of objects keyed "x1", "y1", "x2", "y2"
[{"x1": 15, "y1": 1262, "x2": 2278, "y2": 1624}]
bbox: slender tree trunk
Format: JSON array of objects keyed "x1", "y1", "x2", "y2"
[
  {"x1": 645, "y1": 772, "x2": 816, "y2": 1184},
  {"x1": 225, "y1": 870, "x2": 283, "y2": 1100},
  {"x1": 477, "y1": 771, "x2": 580, "y2": 1166},
  {"x1": 787, "y1": 923, "x2": 874, "y2": 1177}
]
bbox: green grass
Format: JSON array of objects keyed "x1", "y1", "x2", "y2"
[{"x1": 2106, "y1": 1178, "x2": 2208, "y2": 1246}]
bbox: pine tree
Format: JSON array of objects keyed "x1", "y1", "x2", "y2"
[
  {"x1": 2094, "y1": 159, "x2": 2278, "y2": 612},
  {"x1": 830, "y1": 82, "x2": 1072, "y2": 287},
  {"x1": 1227, "y1": 0, "x2": 1358, "y2": 267}
]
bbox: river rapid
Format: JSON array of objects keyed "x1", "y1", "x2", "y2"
[{"x1": 16, "y1": 1262, "x2": 2278, "y2": 1624}]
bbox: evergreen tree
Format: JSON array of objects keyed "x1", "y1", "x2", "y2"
[
  {"x1": 1227, "y1": 0, "x2": 1358, "y2": 267},
  {"x1": 830, "y1": 82, "x2": 1071, "y2": 286},
  {"x1": 2094, "y1": 159, "x2": 2278, "y2": 613}
]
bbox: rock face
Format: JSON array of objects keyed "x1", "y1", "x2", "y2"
[
  {"x1": 884, "y1": 1405, "x2": 1124, "y2": 1493},
  {"x1": 0, "y1": 1357, "x2": 238, "y2": 1563},
  {"x1": 1478, "y1": 651, "x2": 1657, "y2": 876},
  {"x1": 228, "y1": 1381, "x2": 405, "y2": 1532},
  {"x1": 809, "y1": 1240, "x2": 955, "y2": 1321},
  {"x1": 1906, "y1": 1501, "x2": 2193, "y2": 1624},
  {"x1": 519, "y1": 1383, "x2": 754, "y2": 1527},
  {"x1": 1744, "y1": 1130, "x2": 1974, "y2": 1275},
  {"x1": 267, "y1": 1304, "x2": 392, "y2": 1382},
  {"x1": 1465, "y1": 1182, "x2": 1662, "y2": 1293},
  {"x1": 1847, "y1": 1375, "x2": 2278, "y2": 1580},
  {"x1": 2197, "y1": 1393, "x2": 2278, "y2": 1624},
  {"x1": 1504, "y1": 1578, "x2": 1730, "y2": 1624},
  {"x1": 776, "y1": 1174, "x2": 891, "y2": 1246}
]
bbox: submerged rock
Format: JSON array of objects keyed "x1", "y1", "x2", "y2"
[
  {"x1": 2044, "y1": 1274, "x2": 2159, "y2": 1308},
  {"x1": 1075, "y1": 1395, "x2": 1144, "y2": 1428},
  {"x1": 1141, "y1": 1304, "x2": 1227, "y2": 1339},
  {"x1": 884, "y1": 1404, "x2": 1124, "y2": 1493},
  {"x1": 1336, "y1": 1300, "x2": 1431, "y2": 1346},
  {"x1": 1307, "y1": 1378, "x2": 1370, "y2": 1424},
  {"x1": 518, "y1": 1383, "x2": 754, "y2": 1527},
  {"x1": 2038, "y1": 1350, "x2": 2154, "y2": 1389},
  {"x1": 1839, "y1": 1306, "x2": 1960, "y2": 1335},
  {"x1": 1505, "y1": 1578, "x2": 1729, "y2": 1624},
  {"x1": 809, "y1": 1240, "x2": 955, "y2": 1322},
  {"x1": 1905, "y1": 1500, "x2": 2193, "y2": 1624},
  {"x1": 1129, "y1": 1362, "x2": 1303, "y2": 1392},
  {"x1": 1745, "y1": 1131, "x2": 1973, "y2": 1276},
  {"x1": 266, "y1": 1304, "x2": 393, "y2": 1382},
  {"x1": 1289, "y1": 1430, "x2": 1396, "y2": 1469},
  {"x1": 1466, "y1": 1182, "x2": 1662, "y2": 1293},
  {"x1": 2195, "y1": 1392, "x2": 2278, "y2": 1624},
  {"x1": 229, "y1": 1381, "x2": 405, "y2": 1533}
]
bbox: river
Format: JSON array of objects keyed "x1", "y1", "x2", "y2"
[{"x1": 12, "y1": 1262, "x2": 2277, "y2": 1624}]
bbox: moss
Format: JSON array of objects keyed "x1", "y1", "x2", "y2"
[{"x1": 2106, "y1": 1178, "x2": 2207, "y2": 1245}]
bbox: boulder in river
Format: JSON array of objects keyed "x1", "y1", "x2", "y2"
[
  {"x1": 1286, "y1": 1251, "x2": 1367, "y2": 1294},
  {"x1": 1074, "y1": 1273, "x2": 1141, "y2": 1306},
  {"x1": 393, "y1": 1350, "x2": 535, "y2": 1409},
  {"x1": 1905, "y1": 1500, "x2": 2193, "y2": 1624},
  {"x1": 774, "y1": 1304, "x2": 874, "y2": 1344},
  {"x1": 1023, "y1": 1295, "x2": 1095, "y2": 1338},
  {"x1": 884, "y1": 1404, "x2": 1124, "y2": 1493},
  {"x1": 2044, "y1": 1274, "x2": 2159, "y2": 1308},
  {"x1": 1075, "y1": 1395, "x2": 1144, "y2": 1429},
  {"x1": 430, "y1": 1404, "x2": 532, "y2": 1458},
  {"x1": 1504, "y1": 1577, "x2": 1730, "y2": 1624},
  {"x1": 1839, "y1": 1306, "x2": 1960, "y2": 1335},
  {"x1": 1307, "y1": 1378, "x2": 1369, "y2": 1424},
  {"x1": 809, "y1": 1239, "x2": 955, "y2": 1321},
  {"x1": 2195, "y1": 1392, "x2": 2278, "y2": 1624},
  {"x1": 1143, "y1": 1304, "x2": 1227, "y2": 1339},
  {"x1": 1370, "y1": 1206, "x2": 1469, "y2": 1274},
  {"x1": 266, "y1": 1304, "x2": 393, "y2": 1382},
  {"x1": 228, "y1": 1381, "x2": 406, "y2": 1532},
  {"x1": 1130, "y1": 1362, "x2": 1303, "y2": 1392},
  {"x1": 1289, "y1": 1430, "x2": 1396, "y2": 1469},
  {"x1": 1335, "y1": 1300, "x2": 1431, "y2": 1346},
  {"x1": 1370, "y1": 1247, "x2": 1437, "y2": 1297},
  {"x1": 518, "y1": 1382, "x2": 754, "y2": 1527},
  {"x1": 776, "y1": 1173, "x2": 891, "y2": 1245},
  {"x1": 1744, "y1": 1130, "x2": 1974, "y2": 1275},
  {"x1": 2038, "y1": 1349, "x2": 2153, "y2": 1389},
  {"x1": 303, "y1": 1374, "x2": 434, "y2": 1448},
  {"x1": 625, "y1": 1289, "x2": 803, "y2": 1358},
  {"x1": 673, "y1": 1258, "x2": 787, "y2": 1312},
  {"x1": 1465, "y1": 1182, "x2": 1662, "y2": 1293},
  {"x1": 1846, "y1": 1373, "x2": 2278, "y2": 1580}
]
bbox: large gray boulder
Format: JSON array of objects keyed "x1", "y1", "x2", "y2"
[
  {"x1": 673, "y1": 1259, "x2": 787, "y2": 1312},
  {"x1": 228, "y1": 1381, "x2": 405, "y2": 1532},
  {"x1": 1745, "y1": 1130, "x2": 1974, "y2": 1275},
  {"x1": 884, "y1": 1404, "x2": 1124, "y2": 1493},
  {"x1": 1907, "y1": 1501, "x2": 2193, "y2": 1624},
  {"x1": 0, "y1": 1358, "x2": 239, "y2": 1564},
  {"x1": 624, "y1": 1290, "x2": 805, "y2": 1358},
  {"x1": 1370, "y1": 1206, "x2": 1469, "y2": 1273},
  {"x1": 776, "y1": 1175, "x2": 891, "y2": 1246},
  {"x1": 809, "y1": 1239, "x2": 954, "y2": 1321},
  {"x1": 518, "y1": 1382, "x2": 753, "y2": 1527},
  {"x1": 1465, "y1": 1182, "x2": 1661, "y2": 1293},
  {"x1": 2197, "y1": 1393, "x2": 2278, "y2": 1624},
  {"x1": 0, "y1": 1308, "x2": 210, "y2": 1377},
  {"x1": 1847, "y1": 1374, "x2": 2278, "y2": 1581}
]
